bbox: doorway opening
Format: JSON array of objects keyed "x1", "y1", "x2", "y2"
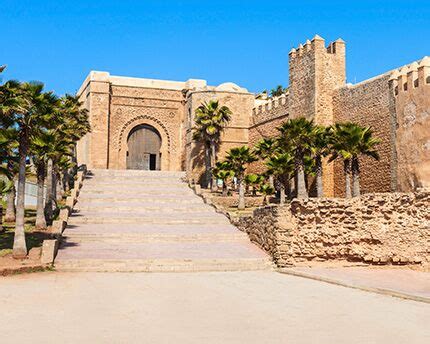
[{"x1": 126, "y1": 124, "x2": 161, "y2": 170}]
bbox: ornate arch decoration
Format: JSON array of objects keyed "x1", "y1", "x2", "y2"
[{"x1": 116, "y1": 114, "x2": 172, "y2": 170}]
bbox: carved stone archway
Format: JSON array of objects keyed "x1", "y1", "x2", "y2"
[{"x1": 116, "y1": 115, "x2": 172, "y2": 170}]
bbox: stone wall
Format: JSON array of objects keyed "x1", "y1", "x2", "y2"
[
  {"x1": 248, "y1": 94, "x2": 290, "y2": 174},
  {"x1": 234, "y1": 191, "x2": 430, "y2": 267},
  {"x1": 185, "y1": 88, "x2": 254, "y2": 183},
  {"x1": 391, "y1": 58, "x2": 430, "y2": 191},
  {"x1": 333, "y1": 74, "x2": 397, "y2": 196}
]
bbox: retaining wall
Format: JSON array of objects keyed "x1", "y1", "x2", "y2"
[{"x1": 234, "y1": 191, "x2": 430, "y2": 267}]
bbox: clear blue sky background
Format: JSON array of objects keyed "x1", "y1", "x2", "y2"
[{"x1": 1, "y1": 0, "x2": 429, "y2": 95}]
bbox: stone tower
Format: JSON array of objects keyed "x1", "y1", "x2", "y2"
[
  {"x1": 288, "y1": 35, "x2": 346, "y2": 196},
  {"x1": 288, "y1": 35, "x2": 346, "y2": 126}
]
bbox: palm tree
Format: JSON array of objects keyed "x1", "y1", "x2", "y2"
[
  {"x1": 278, "y1": 118, "x2": 315, "y2": 199},
  {"x1": 330, "y1": 122, "x2": 380, "y2": 197},
  {"x1": 311, "y1": 125, "x2": 332, "y2": 197},
  {"x1": 244, "y1": 173, "x2": 264, "y2": 196},
  {"x1": 193, "y1": 100, "x2": 232, "y2": 191},
  {"x1": 266, "y1": 152, "x2": 294, "y2": 204},
  {"x1": 254, "y1": 137, "x2": 278, "y2": 188},
  {"x1": 57, "y1": 94, "x2": 90, "y2": 181},
  {"x1": 31, "y1": 130, "x2": 61, "y2": 229},
  {"x1": 0, "y1": 81, "x2": 55, "y2": 258},
  {"x1": 0, "y1": 127, "x2": 18, "y2": 222},
  {"x1": 225, "y1": 146, "x2": 257, "y2": 210},
  {"x1": 212, "y1": 161, "x2": 234, "y2": 196},
  {"x1": 259, "y1": 184, "x2": 275, "y2": 206},
  {"x1": 40, "y1": 95, "x2": 90, "y2": 221},
  {"x1": 270, "y1": 85, "x2": 286, "y2": 97}
]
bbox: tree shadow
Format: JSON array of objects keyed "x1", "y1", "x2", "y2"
[{"x1": 0, "y1": 228, "x2": 52, "y2": 252}]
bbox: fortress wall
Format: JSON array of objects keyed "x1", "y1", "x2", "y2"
[
  {"x1": 76, "y1": 80, "x2": 91, "y2": 168},
  {"x1": 248, "y1": 94, "x2": 290, "y2": 174},
  {"x1": 76, "y1": 72, "x2": 111, "y2": 169},
  {"x1": 391, "y1": 59, "x2": 430, "y2": 191},
  {"x1": 333, "y1": 74, "x2": 396, "y2": 196},
  {"x1": 186, "y1": 90, "x2": 254, "y2": 183}
]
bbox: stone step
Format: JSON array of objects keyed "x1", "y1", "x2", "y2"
[
  {"x1": 55, "y1": 240, "x2": 271, "y2": 272},
  {"x1": 76, "y1": 196, "x2": 203, "y2": 204},
  {"x1": 88, "y1": 170, "x2": 186, "y2": 178},
  {"x1": 62, "y1": 231, "x2": 249, "y2": 243},
  {"x1": 54, "y1": 169, "x2": 271, "y2": 273},
  {"x1": 74, "y1": 203, "x2": 212, "y2": 213},
  {"x1": 79, "y1": 189, "x2": 196, "y2": 196},
  {"x1": 54, "y1": 258, "x2": 273, "y2": 272},
  {"x1": 82, "y1": 181, "x2": 190, "y2": 188},
  {"x1": 68, "y1": 215, "x2": 230, "y2": 225},
  {"x1": 63, "y1": 223, "x2": 241, "y2": 235}
]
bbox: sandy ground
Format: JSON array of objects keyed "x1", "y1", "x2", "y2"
[{"x1": 0, "y1": 271, "x2": 429, "y2": 344}]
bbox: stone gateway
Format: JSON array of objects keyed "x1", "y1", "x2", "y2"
[{"x1": 77, "y1": 35, "x2": 430, "y2": 194}]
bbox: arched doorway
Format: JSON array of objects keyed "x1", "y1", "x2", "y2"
[{"x1": 126, "y1": 124, "x2": 162, "y2": 170}]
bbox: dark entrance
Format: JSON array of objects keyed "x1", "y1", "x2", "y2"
[{"x1": 126, "y1": 124, "x2": 161, "y2": 170}]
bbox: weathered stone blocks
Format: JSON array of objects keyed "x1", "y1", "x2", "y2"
[
  {"x1": 235, "y1": 191, "x2": 430, "y2": 267},
  {"x1": 41, "y1": 239, "x2": 59, "y2": 264}
]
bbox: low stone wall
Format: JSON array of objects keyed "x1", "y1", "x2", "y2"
[
  {"x1": 204, "y1": 194, "x2": 267, "y2": 209},
  {"x1": 234, "y1": 191, "x2": 430, "y2": 267}
]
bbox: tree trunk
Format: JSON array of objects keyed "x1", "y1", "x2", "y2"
[
  {"x1": 289, "y1": 177, "x2": 295, "y2": 199},
  {"x1": 238, "y1": 179, "x2": 245, "y2": 210},
  {"x1": 35, "y1": 162, "x2": 47, "y2": 230},
  {"x1": 13, "y1": 133, "x2": 28, "y2": 258},
  {"x1": 204, "y1": 145, "x2": 211, "y2": 188},
  {"x1": 44, "y1": 159, "x2": 54, "y2": 223},
  {"x1": 315, "y1": 155, "x2": 324, "y2": 198},
  {"x1": 5, "y1": 186, "x2": 16, "y2": 222},
  {"x1": 71, "y1": 144, "x2": 78, "y2": 176},
  {"x1": 222, "y1": 181, "x2": 228, "y2": 197},
  {"x1": 344, "y1": 159, "x2": 352, "y2": 198},
  {"x1": 295, "y1": 154, "x2": 308, "y2": 199},
  {"x1": 210, "y1": 142, "x2": 217, "y2": 192},
  {"x1": 269, "y1": 175, "x2": 274, "y2": 189},
  {"x1": 352, "y1": 156, "x2": 360, "y2": 197},
  {"x1": 62, "y1": 169, "x2": 70, "y2": 192},
  {"x1": 56, "y1": 174, "x2": 62, "y2": 202},
  {"x1": 279, "y1": 184, "x2": 285, "y2": 205},
  {"x1": 52, "y1": 172, "x2": 57, "y2": 201}
]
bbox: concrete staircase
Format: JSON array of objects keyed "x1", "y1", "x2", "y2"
[{"x1": 55, "y1": 169, "x2": 272, "y2": 272}]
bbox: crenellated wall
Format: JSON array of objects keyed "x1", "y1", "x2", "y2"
[
  {"x1": 248, "y1": 93, "x2": 290, "y2": 174},
  {"x1": 77, "y1": 36, "x2": 429, "y2": 195},
  {"x1": 390, "y1": 57, "x2": 430, "y2": 191},
  {"x1": 332, "y1": 74, "x2": 397, "y2": 195}
]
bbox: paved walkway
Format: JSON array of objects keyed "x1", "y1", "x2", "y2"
[
  {"x1": 282, "y1": 266, "x2": 430, "y2": 302},
  {"x1": 1, "y1": 271, "x2": 429, "y2": 343}
]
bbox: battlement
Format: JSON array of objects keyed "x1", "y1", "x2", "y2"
[
  {"x1": 252, "y1": 90, "x2": 289, "y2": 116},
  {"x1": 389, "y1": 56, "x2": 430, "y2": 96},
  {"x1": 288, "y1": 35, "x2": 345, "y2": 61}
]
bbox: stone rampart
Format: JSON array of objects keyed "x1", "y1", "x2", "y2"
[
  {"x1": 333, "y1": 74, "x2": 396, "y2": 196},
  {"x1": 234, "y1": 191, "x2": 430, "y2": 267},
  {"x1": 390, "y1": 57, "x2": 430, "y2": 191}
]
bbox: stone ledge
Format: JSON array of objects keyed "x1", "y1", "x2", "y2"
[{"x1": 41, "y1": 239, "x2": 59, "y2": 265}]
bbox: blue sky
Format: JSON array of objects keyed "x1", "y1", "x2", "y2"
[{"x1": 1, "y1": 0, "x2": 429, "y2": 95}]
